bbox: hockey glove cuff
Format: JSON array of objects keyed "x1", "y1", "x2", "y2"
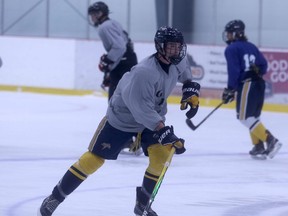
[
  {"x1": 222, "y1": 88, "x2": 235, "y2": 104},
  {"x1": 180, "y1": 81, "x2": 201, "y2": 119},
  {"x1": 249, "y1": 64, "x2": 260, "y2": 74},
  {"x1": 98, "y1": 54, "x2": 114, "y2": 73},
  {"x1": 100, "y1": 72, "x2": 110, "y2": 90},
  {"x1": 154, "y1": 126, "x2": 186, "y2": 154},
  {"x1": 173, "y1": 138, "x2": 186, "y2": 154}
]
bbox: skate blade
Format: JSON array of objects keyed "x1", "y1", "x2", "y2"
[
  {"x1": 250, "y1": 154, "x2": 267, "y2": 160},
  {"x1": 267, "y1": 142, "x2": 283, "y2": 159},
  {"x1": 120, "y1": 148, "x2": 143, "y2": 156}
]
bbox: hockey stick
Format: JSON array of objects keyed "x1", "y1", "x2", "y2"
[
  {"x1": 186, "y1": 102, "x2": 224, "y2": 131},
  {"x1": 142, "y1": 147, "x2": 176, "y2": 216}
]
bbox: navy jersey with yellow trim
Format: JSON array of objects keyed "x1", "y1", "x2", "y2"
[{"x1": 224, "y1": 40, "x2": 268, "y2": 90}]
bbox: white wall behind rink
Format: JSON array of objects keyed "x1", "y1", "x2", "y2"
[
  {"x1": 0, "y1": 36, "x2": 75, "y2": 89},
  {"x1": 0, "y1": 36, "x2": 155, "y2": 91},
  {"x1": 0, "y1": 36, "x2": 227, "y2": 91},
  {"x1": 0, "y1": 36, "x2": 287, "y2": 106}
]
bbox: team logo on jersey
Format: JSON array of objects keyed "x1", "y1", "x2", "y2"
[
  {"x1": 101, "y1": 142, "x2": 111, "y2": 150},
  {"x1": 156, "y1": 90, "x2": 164, "y2": 105},
  {"x1": 156, "y1": 90, "x2": 163, "y2": 97}
]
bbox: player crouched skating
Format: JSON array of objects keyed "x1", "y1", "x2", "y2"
[{"x1": 38, "y1": 24, "x2": 200, "y2": 216}]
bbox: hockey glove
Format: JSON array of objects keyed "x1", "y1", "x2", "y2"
[
  {"x1": 249, "y1": 64, "x2": 263, "y2": 80},
  {"x1": 98, "y1": 54, "x2": 114, "y2": 73},
  {"x1": 222, "y1": 88, "x2": 235, "y2": 104},
  {"x1": 180, "y1": 81, "x2": 201, "y2": 119},
  {"x1": 101, "y1": 72, "x2": 110, "y2": 89},
  {"x1": 249, "y1": 64, "x2": 260, "y2": 74},
  {"x1": 154, "y1": 126, "x2": 186, "y2": 154}
]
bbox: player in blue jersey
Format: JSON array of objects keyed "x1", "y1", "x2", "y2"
[
  {"x1": 221, "y1": 19, "x2": 283, "y2": 160},
  {"x1": 38, "y1": 26, "x2": 200, "y2": 216}
]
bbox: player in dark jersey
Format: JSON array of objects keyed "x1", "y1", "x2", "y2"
[
  {"x1": 38, "y1": 26, "x2": 200, "y2": 216},
  {"x1": 88, "y1": 1, "x2": 137, "y2": 100},
  {"x1": 222, "y1": 19, "x2": 282, "y2": 160}
]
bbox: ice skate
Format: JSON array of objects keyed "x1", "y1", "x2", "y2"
[
  {"x1": 134, "y1": 187, "x2": 158, "y2": 216},
  {"x1": 249, "y1": 142, "x2": 267, "y2": 160},
  {"x1": 120, "y1": 147, "x2": 143, "y2": 156},
  {"x1": 38, "y1": 194, "x2": 60, "y2": 216},
  {"x1": 266, "y1": 132, "x2": 282, "y2": 159},
  {"x1": 120, "y1": 136, "x2": 143, "y2": 156}
]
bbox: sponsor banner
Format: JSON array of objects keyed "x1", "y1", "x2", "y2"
[
  {"x1": 187, "y1": 45, "x2": 288, "y2": 94},
  {"x1": 262, "y1": 51, "x2": 288, "y2": 93},
  {"x1": 187, "y1": 45, "x2": 227, "y2": 89},
  {"x1": 185, "y1": 45, "x2": 288, "y2": 104}
]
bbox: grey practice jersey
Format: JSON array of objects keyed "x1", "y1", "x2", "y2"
[
  {"x1": 106, "y1": 54, "x2": 193, "y2": 133},
  {"x1": 98, "y1": 19, "x2": 129, "y2": 70}
]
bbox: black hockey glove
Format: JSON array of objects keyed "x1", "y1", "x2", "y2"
[
  {"x1": 222, "y1": 88, "x2": 235, "y2": 104},
  {"x1": 180, "y1": 81, "x2": 201, "y2": 119},
  {"x1": 101, "y1": 72, "x2": 110, "y2": 89},
  {"x1": 154, "y1": 126, "x2": 186, "y2": 154},
  {"x1": 98, "y1": 54, "x2": 114, "y2": 73},
  {"x1": 250, "y1": 64, "x2": 260, "y2": 74},
  {"x1": 249, "y1": 64, "x2": 263, "y2": 80}
]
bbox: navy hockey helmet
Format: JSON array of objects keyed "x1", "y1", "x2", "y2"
[
  {"x1": 88, "y1": 1, "x2": 109, "y2": 16},
  {"x1": 223, "y1": 20, "x2": 246, "y2": 44},
  {"x1": 154, "y1": 26, "x2": 187, "y2": 65}
]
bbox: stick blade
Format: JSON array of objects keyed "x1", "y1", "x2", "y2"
[{"x1": 186, "y1": 119, "x2": 197, "y2": 130}]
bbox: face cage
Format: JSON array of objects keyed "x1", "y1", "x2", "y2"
[
  {"x1": 168, "y1": 43, "x2": 187, "y2": 65},
  {"x1": 222, "y1": 31, "x2": 234, "y2": 44},
  {"x1": 222, "y1": 31, "x2": 228, "y2": 44},
  {"x1": 88, "y1": 11, "x2": 102, "y2": 27},
  {"x1": 156, "y1": 42, "x2": 187, "y2": 65}
]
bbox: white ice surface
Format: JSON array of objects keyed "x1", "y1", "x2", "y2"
[{"x1": 1, "y1": 91, "x2": 287, "y2": 216}]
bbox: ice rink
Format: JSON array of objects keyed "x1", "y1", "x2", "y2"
[{"x1": 1, "y1": 91, "x2": 287, "y2": 216}]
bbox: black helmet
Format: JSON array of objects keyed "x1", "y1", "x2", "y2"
[
  {"x1": 223, "y1": 20, "x2": 246, "y2": 44},
  {"x1": 88, "y1": 1, "x2": 109, "y2": 16},
  {"x1": 225, "y1": 20, "x2": 245, "y2": 34},
  {"x1": 154, "y1": 26, "x2": 186, "y2": 65}
]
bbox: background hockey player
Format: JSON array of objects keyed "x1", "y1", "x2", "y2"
[
  {"x1": 221, "y1": 19, "x2": 283, "y2": 160},
  {"x1": 88, "y1": 1, "x2": 138, "y2": 99},
  {"x1": 88, "y1": 1, "x2": 140, "y2": 155},
  {"x1": 38, "y1": 26, "x2": 200, "y2": 216}
]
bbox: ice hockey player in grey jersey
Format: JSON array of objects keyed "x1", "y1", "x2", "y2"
[
  {"x1": 88, "y1": 1, "x2": 137, "y2": 100},
  {"x1": 88, "y1": 1, "x2": 140, "y2": 156},
  {"x1": 38, "y1": 26, "x2": 200, "y2": 216}
]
